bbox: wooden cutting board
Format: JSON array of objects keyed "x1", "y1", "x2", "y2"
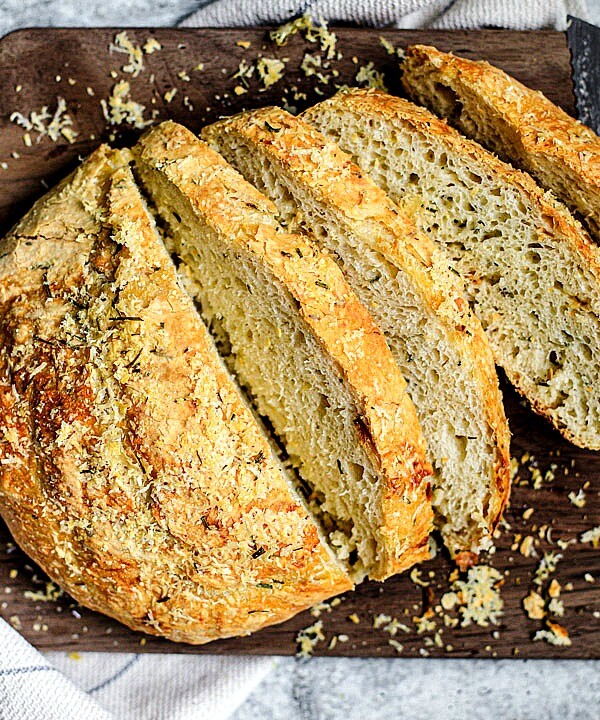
[{"x1": 0, "y1": 27, "x2": 598, "y2": 658}]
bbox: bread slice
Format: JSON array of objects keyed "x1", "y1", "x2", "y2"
[
  {"x1": 133, "y1": 120, "x2": 433, "y2": 581},
  {"x1": 0, "y1": 146, "x2": 354, "y2": 645},
  {"x1": 402, "y1": 44, "x2": 600, "y2": 242},
  {"x1": 202, "y1": 108, "x2": 510, "y2": 562},
  {"x1": 303, "y1": 88, "x2": 600, "y2": 450}
]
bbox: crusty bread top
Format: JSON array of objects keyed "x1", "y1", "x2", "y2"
[
  {"x1": 402, "y1": 44, "x2": 600, "y2": 240},
  {"x1": 134, "y1": 121, "x2": 434, "y2": 580},
  {"x1": 0, "y1": 145, "x2": 354, "y2": 645},
  {"x1": 202, "y1": 107, "x2": 511, "y2": 556}
]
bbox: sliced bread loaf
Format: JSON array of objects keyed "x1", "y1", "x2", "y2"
[
  {"x1": 202, "y1": 109, "x2": 510, "y2": 562},
  {"x1": 133, "y1": 120, "x2": 433, "y2": 581},
  {"x1": 0, "y1": 146, "x2": 353, "y2": 644},
  {"x1": 303, "y1": 88, "x2": 600, "y2": 450},
  {"x1": 402, "y1": 44, "x2": 600, "y2": 242}
]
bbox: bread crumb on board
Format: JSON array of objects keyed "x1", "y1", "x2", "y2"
[
  {"x1": 534, "y1": 622, "x2": 572, "y2": 647},
  {"x1": 523, "y1": 590, "x2": 545, "y2": 620}
]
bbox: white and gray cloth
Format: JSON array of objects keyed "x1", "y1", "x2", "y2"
[
  {"x1": 180, "y1": 0, "x2": 587, "y2": 30},
  {"x1": 0, "y1": 1, "x2": 590, "y2": 719},
  {"x1": 0, "y1": 619, "x2": 274, "y2": 720}
]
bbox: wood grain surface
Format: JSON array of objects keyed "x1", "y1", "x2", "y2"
[{"x1": 0, "y1": 27, "x2": 598, "y2": 658}]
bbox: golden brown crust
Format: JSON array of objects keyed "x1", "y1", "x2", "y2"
[
  {"x1": 0, "y1": 146, "x2": 354, "y2": 645},
  {"x1": 133, "y1": 121, "x2": 434, "y2": 579},
  {"x1": 304, "y1": 87, "x2": 600, "y2": 451},
  {"x1": 402, "y1": 44, "x2": 600, "y2": 240},
  {"x1": 202, "y1": 107, "x2": 511, "y2": 553}
]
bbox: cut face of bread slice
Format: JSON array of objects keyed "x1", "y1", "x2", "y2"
[
  {"x1": 402, "y1": 44, "x2": 600, "y2": 242},
  {"x1": 133, "y1": 121, "x2": 433, "y2": 582},
  {"x1": 0, "y1": 146, "x2": 353, "y2": 645},
  {"x1": 303, "y1": 88, "x2": 600, "y2": 451},
  {"x1": 202, "y1": 108, "x2": 510, "y2": 561}
]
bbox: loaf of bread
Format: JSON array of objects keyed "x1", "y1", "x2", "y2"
[
  {"x1": 0, "y1": 126, "x2": 437, "y2": 643},
  {"x1": 133, "y1": 121, "x2": 433, "y2": 582},
  {"x1": 303, "y1": 88, "x2": 600, "y2": 450},
  {"x1": 0, "y1": 146, "x2": 358, "y2": 644},
  {"x1": 402, "y1": 44, "x2": 600, "y2": 242},
  {"x1": 202, "y1": 108, "x2": 510, "y2": 562}
]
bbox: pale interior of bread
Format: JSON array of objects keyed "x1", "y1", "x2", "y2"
[
  {"x1": 134, "y1": 163, "x2": 395, "y2": 580},
  {"x1": 307, "y1": 102, "x2": 600, "y2": 449},
  {"x1": 205, "y1": 129, "x2": 500, "y2": 554},
  {"x1": 403, "y1": 61, "x2": 600, "y2": 242}
]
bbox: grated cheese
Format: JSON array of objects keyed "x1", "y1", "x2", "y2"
[
  {"x1": 296, "y1": 619, "x2": 325, "y2": 657},
  {"x1": 410, "y1": 567, "x2": 430, "y2": 587},
  {"x1": 300, "y1": 53, "x2": 331, "y2": 84},
  {"x1": 270, "y1": 14, "x2": 337, "y2": 60},
  {"x1": 449, "y1": 565, "x2": 504, "y2": 627},
  {"x1": 143, "y1": 37, "x2": 162, "y2": 54},
  {"x1": 568, "y1": 488, "x2": 586, "y2": 507},
  {"x1": 111, "y1": 31, "x2": 144, "y2": 77},
  {"x1": 355, "y1": 62, "x2": 388, "y2": 91},
  {"x1": 100, "y1": 81, "x2": 153, "y2": 129},
  {"x1": 23, "y1": 581, "x2": 64, "y2": 603},
  {"x1": 581, "y1": 526, "x2": 600, "y2": 547},
  {"x1": 548, "y1": 597, "x2": 564, "y2": 616},
  {"x1": 379, "y1": 36, "x2": 405, "y2": 59},
  {"x1": 256, "y1": 58, "x2": 286, "y2": 90},
  {"x1": 373, "y1": 613, "x2": 410, "y2": 636},
  {"x1": 163, "y1": 88, "x2": 178, "y2": 103},
  {"x1": 10, "y1": 97, "x2": 78, "y2": 144},
  {"x1": 388, "y1": 639, "x2": 404, "y2": 653},
  {"x1": 533, "y1": 552, "x2": 562, "y2": 586}
]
